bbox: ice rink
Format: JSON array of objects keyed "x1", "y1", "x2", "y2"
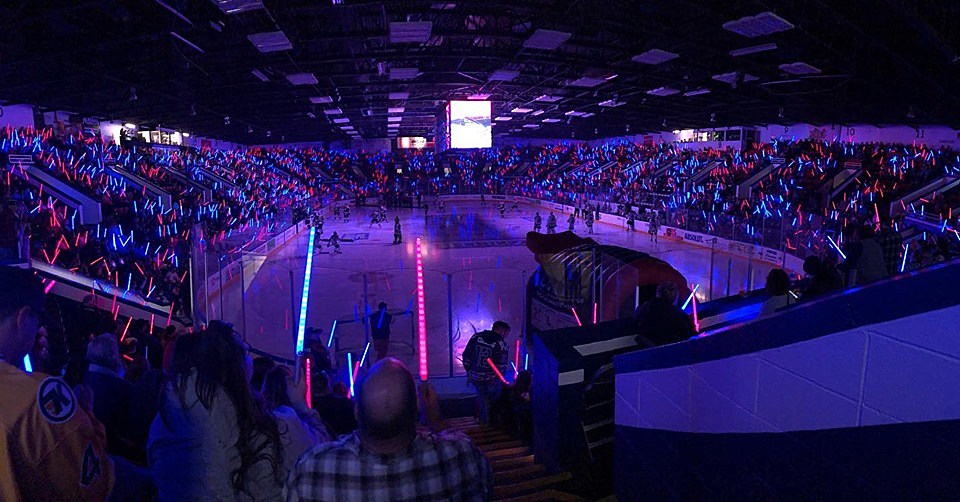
[{"x1": 206, "y1": 200, "x2": 777, "y2": 379}]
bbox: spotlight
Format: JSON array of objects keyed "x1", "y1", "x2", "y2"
[{"x1": 224, "y1": 116, "x2": 231, "y2": 125}]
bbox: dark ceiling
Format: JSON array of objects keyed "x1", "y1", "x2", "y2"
[{"x1": 1, "y1": 0, "x2": 959, "y2": 144}]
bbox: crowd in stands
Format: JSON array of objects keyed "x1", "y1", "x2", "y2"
[
  {"x1": 6, "y1": 125, "x2": 960, "y2": 294},
  {"x1": 1, "y1": 267, "x2": 521, "y2": 500}
]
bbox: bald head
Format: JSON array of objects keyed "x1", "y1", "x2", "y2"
[{"x1": 356, "y1": 358, "x2": 418, "y2": 440}]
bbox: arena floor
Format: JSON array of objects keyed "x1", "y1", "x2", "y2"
[{"x1": 208, "y1": 201, "x2": 776, "y2": 381}]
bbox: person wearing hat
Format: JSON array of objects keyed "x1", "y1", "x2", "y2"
[{"x1": 0, "y1": 267, "x2": 115, "y2": 500}]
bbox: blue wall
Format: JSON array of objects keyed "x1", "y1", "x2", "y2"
[{"x1": 614, "y1": 260, "x2": 960, "y2": 498}]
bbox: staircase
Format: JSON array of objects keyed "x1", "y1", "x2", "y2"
[{"x1": 444, "y1": 417, "x2": 585, "y2": 501}]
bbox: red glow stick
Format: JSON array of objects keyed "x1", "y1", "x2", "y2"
[
  {"x1": 486, "y1": 357, "x2": 508, "y2": 385},
  {"x1": 593, "y1": 302, "x2": 598, "y2": 324},
  {"x1": 305, "y1": 357, "x2": 312, "y2": 409},
  {"x1": 514, "y1": 339, "x2": 521, "y2": 377},
  {"x1": 415, "y1": 237, "x2": 428, "y2": 381},
  {"x1": 120, "y1": 316, "x2": 133, "y2": 341},
  {"x1": 571, "y1": 307, "x2": 582, "y2": 326}
]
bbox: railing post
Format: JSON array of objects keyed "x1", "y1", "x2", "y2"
[{"x1": 447, "y1": 272, "x2": 454, "y2": 378}]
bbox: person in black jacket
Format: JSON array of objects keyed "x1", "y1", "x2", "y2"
[
  {"x1": 461, "y1": 321, "x2": 510, "y2": 424},
  {"x1": 634, "y1": 282, "x2": 696, "y2": 346}
]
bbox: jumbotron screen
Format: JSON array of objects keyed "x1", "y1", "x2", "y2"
[{"x1": 448, "y1": 100, "x2": 492, "y2": 149}]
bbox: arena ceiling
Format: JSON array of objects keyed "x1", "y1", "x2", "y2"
[{"x1": 1, "y1": 0, "x2": 959, "y2": 144}]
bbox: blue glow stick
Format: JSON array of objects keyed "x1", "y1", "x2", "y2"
[
  {"x1": 295, "y1": 227, "x2": 317, "y2": 355},
  {"x1": 327, "y1": 319, "x2": 337, "y2": 348},
  {"x1": 377, "y1": 310, "x2": 386, "y2": 329},
  {"x1": 681, "y1": 284, "x2": 700, "y2": 310},
  {"x1": 347, "y1": 352, "x2": 355, "y2": 397},
  {"x1": 358, "y1": 342, "x2": 371, "y2": 368},
  {"x1": 524, "y1": 353, "x2": 529, "y2": 370},
  {"x1": 900, "y1": 243, "x2": 910, "y2": 273},
  {"x1": 826, "y1": 235, "x2": 847, "y2": 260},
  {"x1": 23, "y1": 355, "x2": 32, "y2": 373}
]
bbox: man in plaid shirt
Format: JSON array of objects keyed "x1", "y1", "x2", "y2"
[{"x1": 288, "y1": 358, "x2": 492, "y2": 501}]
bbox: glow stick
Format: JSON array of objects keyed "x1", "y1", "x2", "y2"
[
  {"x1": 415, "y1": 237, "x2": 428, "y2": 381},
  {"x1": 296, "y1": 227, "x2": 317, "y2": 355},
  {"x1": 305, "y1": 357, "x2": 312, "y2": 409},
  {"x1": 635, "y1": 285, "x2": 640, "y2": 309},
  {"x1": 514, "y1": 339, "x2": 521, "y2": 376},
  {"x1": 571, "y1": 307, "x2": 582, "y2": 326},
  {"x1": 524, "y1": 353, "x2": 529, "y2": 370},
  {"x1": 149, "y1": 314, "x2": 155, "y2": 335},
  {"x1": 358, "y1": 342, "x2": 371, "y2": 369},
  {"x1": 681, "y1": 284, "x2": 700, "y2": 310},
  {"x1": 592, "y1": 302, "x2": 598, "y2": 324},
  {"x1": 23, "y1": 355, "x2": 32, "y2": 373},
  {"x1": 347, "y1": 352, "x2": 355, "y2": 397},
  {"x1": 692, "y1": 288, "x2": 700, "y2": 332},
  {"x1": 826, "y1": 235, "x2": 847, "y2": 260},
  {"x1": 120, "y1": 316, "x2": 133, "y2": 341},
  {"x1": 43, "y1": 280, "x2": 56, "y2": 294},
  {"x1": 511, "y1": 361, "x2": 518, "y2": 377},
  {"x1": 900, "y1": 243, "x2": 910, "y2": 273},
  {"x1": 327, "y1": 319, "x2": 337, "y2": 348},
  {"x1": 486, "y1": 357, "x2": 508, "y2": 384}
]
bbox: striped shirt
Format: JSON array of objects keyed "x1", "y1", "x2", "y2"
[{"x1": 288, "y1": 430, "x2": 491, "y2": 502}]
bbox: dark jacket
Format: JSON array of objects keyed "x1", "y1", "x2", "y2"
[
  {"x1": 462, "y1": 330, "x2": 508, "y2": 383},
  {"x1": 634, "y1": 298, "x2": 696, "y2": 346}
]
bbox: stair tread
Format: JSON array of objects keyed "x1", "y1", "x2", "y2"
[
  {"x1": 493, "y1": 464, "x2": 545, "y2": 485},
  {"x1": 478, "y1": 440, "x2": 524, "y2": 452},
  {"x1": 484, "y1": 446, "x2": 531, "y2": 460},
  {"x1": 495, "y1": 489, "x2": 587, "y2": 502},
  {"x1": 490, "y1": 454, "x2": 535, "y2": 470},
  {"x1": 493, "y1": 472, "x2": 574, "y2": 499}
]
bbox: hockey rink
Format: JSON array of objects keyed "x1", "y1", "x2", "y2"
[{"x1": 206, "y1": 200, "x2": 778, "y2": 379}]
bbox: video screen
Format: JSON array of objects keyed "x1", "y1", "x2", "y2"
[{"x1": 448, "y1": 100, "x2": 491, "y2": 149}]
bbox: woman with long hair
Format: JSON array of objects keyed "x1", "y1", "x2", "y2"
[
  {"x1": 148, "y1": 321, "x2": 284, "y2": 501},
  {"x1": 260, "y1": 365, "x2": 331, "y2": 473}
]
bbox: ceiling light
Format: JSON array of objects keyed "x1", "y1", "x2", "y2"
[
  {"x1": 387, "y1": 116, "x2": 402, "y2": 122},
  {"x1": 598, "y1": 99, "x2": 625, "y2": 107},
  {"x1": 388, "y1": 107, "x2": 405, "y2": 114},
  {"x1": 247, "y1": 31, "x2": 292, "y2": 53},
  {"x1": 683, "y1": 88, "x2": 711, "y2": 97},
  {"x1": 182, "y1": 132, "x2": 190, "y2": 138},
  {"x1": 389, "y1": 67, "x2": 420, "y2": 80},
  {"x1": 723, "y1": 11, "x2": 794, "y2": 38},
  {"x1": 522, "y1": 124, "x2": 540, "y2": 129},
  {"x1": 123, "y1": 123, "x2": 136, "y2": 130},
  {"x1": 388, "y1": 92, "x2": 410, "y2": 100},
  {"x1": 389, "y1": 21, "x2": 433, "y2": 43},
  {"x1": 306, "y1": 112, "x2": 316, "y2": 119},
  {"x1": 309, "y1": 96, "x2": 333, "y2": 104},
  {"x1": 712, "y1": 72, "x2": 759, "y2": 85},
  {"x1": 535, "y1": 94, "x2": 562, "y2": 102},
  {"x1": 523, "y1": 29, "x2": 571, "y2": 50},
  {"x1": 529, "y1": 109, "x2": 545, "y2": 116},
  {"x1": 778, "y1": 62, "x2": 822, "y2": 75},
  {"x1": 286, "y1": 73, "x2": 318, "y2": 85},
  {"x1": 494, "y1": 116, "x2": 512, "y2": 121},
  {"x1": 511, "y1": 107, "x2": 533, "y2": 113},
  {"x1": 631, "y1": 48, "x2": 679, "y2": 65},
  {"x1": 324, "y1": 108, "x2": 343, "y2": 115},
  {"x1": 542, "y1": 118, "x2": 562, "y2": 123},
  {"x1": 212, "y1": 0, "x2": 264, "y2": 14},
  {"x1": 339, "y1": 125, "x2": 354, "y2": 130},
  {"x1": 467, "y1": 93, "x2": 490, "y2": 100},
  {"x1": 729, "y1": 43, "x2": 778, "y2": 57},
  {"x1": 250, "y1": 69, "x2": 269, "y2": 82},
  {"x1": 170, "y1": 32, "x2": 205, "y2": 54},
  {"x1": 332, "y1": 117, "x2": 350, "y2": 124},
  {"x1": 646, "y1": 87, "x2": 680, "y2": 96},
  {"x1": 489, "y1": 69, "x2": 520, "y2": 81}
]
